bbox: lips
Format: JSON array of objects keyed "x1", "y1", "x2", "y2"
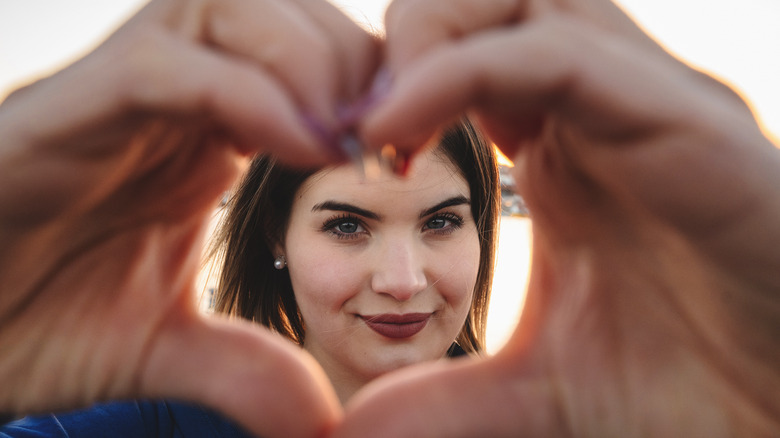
[{"x1": 360, "y1": 313, "x2": 431, "y2": 339}]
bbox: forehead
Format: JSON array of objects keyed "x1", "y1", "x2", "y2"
[{"x1": 296, "y1": 149, "x2": 469, "y2": 206}]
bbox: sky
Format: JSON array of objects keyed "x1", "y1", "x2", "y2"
[{"x1": 1, "y1": 0, "x2": 778, "y2": 352}]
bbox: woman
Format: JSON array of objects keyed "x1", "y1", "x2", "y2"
[
  {"x1": 1, "y1": 118, "x2": 500, "y2": 436},
  {"x1": 7, "y1": 0, "x2": 774, "y2": 434},
  {"x1": 211, "y1": 118, "x2": 500, "y2": 403}
]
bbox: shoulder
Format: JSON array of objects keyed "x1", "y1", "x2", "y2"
[{"x1": 0, "y1": 400, "x2": 253, "y2": 438}]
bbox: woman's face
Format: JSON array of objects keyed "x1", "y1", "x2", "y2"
[{"x1": 282, "y1": 148, "x2": 480, "y2": 392}]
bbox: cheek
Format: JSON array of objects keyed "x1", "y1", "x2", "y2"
[
  {"x1": 286, "y1": 242, "x2": 362, "y2": 315},
  {"x1": 432, "y1": 233, "x2": 481, "y2": 310}
]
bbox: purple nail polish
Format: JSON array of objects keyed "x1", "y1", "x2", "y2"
[
  {"x1": 368, "y1": 66, "x2": 393, "y2": 101},
  {"x1": 300, "y1": 112, "x2": 346, "y2": 161},
  {"x1": 337, "y1": 102, "x2": 360, "y2": 128},
  {"x1": 338, "y1": 67, "x2": 395, "y2": 127}
]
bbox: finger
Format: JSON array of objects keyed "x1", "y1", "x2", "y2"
[
  {"x1": 362, "y1": 18, "x2": 692, "y2": 158},
  {"x1": 383, "y1": 0, "x2": 661, "y2": 72},
  {"x1": 20, "y1": 26, "x2": 332, "y2": 167},
  {"x1": 383, "y1": 0, "x2": 520, "y2": 70},
  {"x1": 137, "y1": 0, "x2": 377, "y2": 126},
  {"x1": 334, "y1": 357, "x2": 554, "y2": 438},
  {"x1": 288, "y1": 0, "x2": 382, "y2": 99},
  {"x1": 364, "y1": 20, "x2": 575, "y2": 156},
  {"x1": 142, "y1": 313, "x2": 342, "y2": 438},
  {"x1": 123, "y1": 31, "x2": 330, "y2": 165}
]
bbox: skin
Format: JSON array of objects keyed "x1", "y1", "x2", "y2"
[
  {"x1": 335, "y1": 0, "x2": 780, "y2": 436},
  {"x1": 0, "y1": 0, "x2": 379, "y2": 436},
  {"x1": 282, "y1": 149, "x2": 479, "y2": 403},
  {"x1": 1, "y1": 0, "x2": 779, "y2": 436}
]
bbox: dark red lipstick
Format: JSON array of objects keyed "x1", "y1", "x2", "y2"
[{"x1": 360, "y1": 313, "x2": 431, "y2": 339}]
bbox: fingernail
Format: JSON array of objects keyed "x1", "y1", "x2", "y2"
[
  {"x1": 393, "y1": 151, "x2": 411, "y2": 177},
  {"x1": 337, "y1": 101, "x2": 361, "y2": 128},
  {"x1": 300, "y1": 112, "x2": 345, "y2": 161},
  {"x1": 368, "y1": 66, "x2": 393, "y2": 103},
  {"x1": 358, "y1": 67, "x2": 393, "y2": 117},
  {"x1": 338, "y1": 67, "x2": 394, "y2": 127},
  {"x1": 376, "y1": 144, "x2": 411, "y2": 177},
  {"x1": 339, "y1": 133, "x2": 366, "y2": 175}
]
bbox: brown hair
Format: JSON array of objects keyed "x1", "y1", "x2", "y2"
[{"x1": 210, "y1": 118, "x2": 500, "y2": 353}]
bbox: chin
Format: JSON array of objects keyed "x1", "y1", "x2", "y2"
[{"x1": 360, "y1": 348, "x2": 441, "y2": 377}]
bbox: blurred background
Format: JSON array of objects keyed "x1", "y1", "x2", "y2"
[{"x1": 2, "y1": 0, "x2": 777, "y2": 353}]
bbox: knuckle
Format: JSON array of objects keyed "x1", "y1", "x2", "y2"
[{"x1": 108, "y1": 29, "x2": 176, "y2": 109}]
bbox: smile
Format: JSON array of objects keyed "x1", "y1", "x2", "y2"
[{"x1": 360, "y1": 313, "x2": 432, "y2": 339}]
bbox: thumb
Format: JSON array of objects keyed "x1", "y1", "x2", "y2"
[
  {"x1": 334, "y1": 355, "x2": 554, "y2": 438},
  {"x1": 142, "y1": 313, "x2": 342, "y2": 438}
]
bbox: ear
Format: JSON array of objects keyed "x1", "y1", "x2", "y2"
[{"x1": 272, "y1": 242, "x2": 285, "y2": 258}]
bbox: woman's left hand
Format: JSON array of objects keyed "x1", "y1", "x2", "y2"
[{"x1": 0, "y1": 0, "x2": 379, "y2": 436}]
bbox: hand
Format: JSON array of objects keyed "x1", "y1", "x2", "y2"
[
  {"x1": 339, "y1": 0, "x2": 780, "y2": 435},
  {"x1": 0, "y1": 0, "x2": 379, "y2": 436}
]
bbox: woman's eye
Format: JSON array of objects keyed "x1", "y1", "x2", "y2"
[
  {"x1": 322, "y1": 215, "x2": 366, "y2": 240},
  {"x1": 337, "y1": 221, "x2": 359, "y2": 234},
  {"x1": 427, "y1": 218, "x2": 448, "y2": 229},
  {"x1": 424, "y1": 213, "x2": 464, "y2": 233}
]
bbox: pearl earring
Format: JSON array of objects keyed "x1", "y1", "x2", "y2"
[{"x1": 273, "y1": 255, "x2": 286, "y2": 270}]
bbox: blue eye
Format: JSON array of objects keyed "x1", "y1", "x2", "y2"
[
  {"x1": 322, "y1": 214, "x2": 366, "y2": 240},
  {"x1": 427, "y1": 218, "x2": 448, "y2": 229},
  {"x1": 337, "y1": 221, "x2": 359, "y2": 234},
  {"x1": 424, "y1": 213, "x2": 464, "y2": 234}
]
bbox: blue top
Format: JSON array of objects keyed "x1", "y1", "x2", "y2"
[
  {"x1": 0, "y1": 400, "x2": 253, "y2": 438},
  {"x1": 0, "y1": 344, "x2": 468, "y2": 437}
]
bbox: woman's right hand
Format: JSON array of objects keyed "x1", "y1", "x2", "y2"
[
  {"x1": 337, "y1": 0, "x2": 780, "y2": 436},
  {"x1": 0, "y1": 0, "x2": 378, "y2": 436}
]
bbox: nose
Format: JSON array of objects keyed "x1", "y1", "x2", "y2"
[{"x1": 370, "y1": 239, "x2": 427, "y2": 301}]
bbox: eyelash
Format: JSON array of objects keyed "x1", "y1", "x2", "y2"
[
  {"x1": 423, "y1": 213, "x2": 465, "y2": 235},
  {"x1": 320, "y1": 212, "x2": 465, "y2": 240},
  {"x1": 321, "y1": 214, "x2": 366, "y2": 240}
]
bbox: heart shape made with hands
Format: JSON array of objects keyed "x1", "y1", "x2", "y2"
[{"x1": 2, "y1": 0, "x2": 778, "y2": 436}]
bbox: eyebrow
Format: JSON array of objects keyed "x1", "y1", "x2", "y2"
[
  {"x1": 311, "y1": 201, "x2": 381, "y2": 220},
  {"x1": 418, "y1": 196, "x2": 470, "y2": 219},
  {"x1": 311, "y1": 195, "x2": 470, "y2": 221}
]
